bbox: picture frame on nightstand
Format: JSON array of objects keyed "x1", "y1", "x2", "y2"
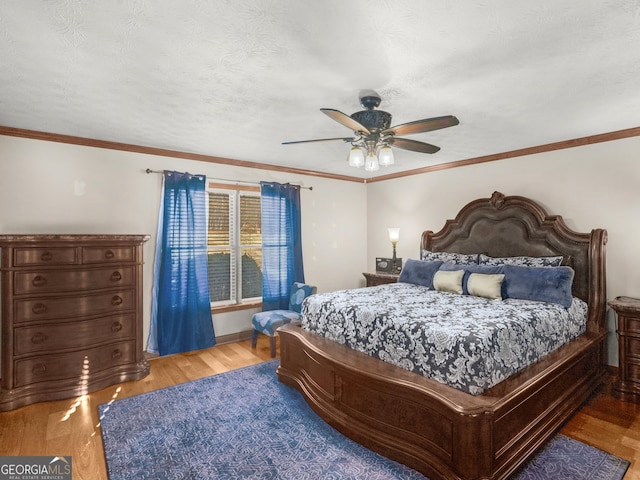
[{"x1": 376, "y1": 257, "x2": 402, "y2": 274}]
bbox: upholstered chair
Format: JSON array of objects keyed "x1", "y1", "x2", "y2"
[{"x1": 251, "y1": 282, "x2": 317, "y2": 357}]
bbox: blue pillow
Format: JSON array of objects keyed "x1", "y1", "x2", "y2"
[
  {"x1": 398, "y1": 259, "x2": 443, "y2": 289},
  {"x1": 288, "y1": 283, "x2": 317, "y2": 313},
  {"x1": 502, "y1": 265, "x2": 574, "y2": 308},
  {"x1": 439, "y1": 263, "x2": 504, "y2": 295}
]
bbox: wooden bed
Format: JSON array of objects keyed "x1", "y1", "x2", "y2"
[{"x1": 277, "y1": 191, "x2": 608, "y2": 480}]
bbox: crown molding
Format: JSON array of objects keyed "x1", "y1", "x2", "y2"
[
  {"x1": 0, "y1": 126, "x2": 364, "y2": 183},
  {"x1": 365, "y1": 126, "x2": 640, "y2": 183},
  {"x1": 2, "y1": 125, "x2": 639, "y2": 185}
]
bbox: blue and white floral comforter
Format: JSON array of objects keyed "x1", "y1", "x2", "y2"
[{"x1": 301, "y1": 283, "x2": 588, "y2": 395}]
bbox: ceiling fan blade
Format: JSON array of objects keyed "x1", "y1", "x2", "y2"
[
  {"x1": 389, "y1": 137, "x2": 440, "y2": 154},
  {"x1": 320, "y1": 108, "x2": 371, "y2": 134},
  {"x1": 383, "y1": 115, "x2": 459, "y2": 136},
  {"x1": 282, "y1": 137, "x2": 354, "y2": 145}
]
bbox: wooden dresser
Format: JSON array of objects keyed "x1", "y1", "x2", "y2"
[{"x1": 0, "y1": 234, "x2": 150, "y2": 411}]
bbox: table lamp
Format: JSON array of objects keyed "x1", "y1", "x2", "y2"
[{"x1": 388, "y1": 228, "x2": 400, "y2": 273}]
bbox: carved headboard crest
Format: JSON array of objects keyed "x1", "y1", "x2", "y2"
[{"x1": 488, "y1": 191, "x2": 506, "y2": 209}]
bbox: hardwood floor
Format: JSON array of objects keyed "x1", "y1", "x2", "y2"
[{"x1": 1, "y1": 337, "x2": 638, "y2": 479}]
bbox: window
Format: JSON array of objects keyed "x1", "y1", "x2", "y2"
[{"x1": 207, "y1": 183, "x2": 262, "y2": 306}]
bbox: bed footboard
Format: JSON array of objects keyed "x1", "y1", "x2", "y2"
[{"x1": 277, "y1": 324, "x2": 606, "y2": 480}]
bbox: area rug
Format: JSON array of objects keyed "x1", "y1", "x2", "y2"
[{"x1": 99, "y1": 360, "x2": 630, "y2": 480}]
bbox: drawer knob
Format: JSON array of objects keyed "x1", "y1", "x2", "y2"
[
  {"x1": 41, "y1": 251, "x2": 53, "y2": 262},
  {"x1": 31, "y1": 332, "x2": 48, "y2": 344},
  {"x1": 111, "y1": 295, "x2": 123, "y2": 306},
  {"x1": 32, "y1": 303, "x2": 47, "y2": 315},
  {"x1": 32, "y1": 275, "x2": 47, "y2": 287},
  {"x1": 105, "y1": 250, "x2": 115, "y2": 259},
  {"x1": 111, "y1": 321, "x2": 123, "y2": 332},
  {"x1": 32, "y1": 363, "x2": 47, "y2": 376},
  {"x1": 110, "y1": 271, "x2": 122, "y2": 282},
  {"x1": 111, "y1": 349, "x2": 123, "y2": 360}
]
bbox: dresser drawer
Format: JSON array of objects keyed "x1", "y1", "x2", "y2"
[
  {"x1": 623, "y1": 316, "x2": 640, "y2": 335},
  {"x1": 14, "y1": 289, "x2": 136, "y2": 323},
  {"x1": 14, "y1": 314, "x2": 136, "y2": 355},
  {"x1": 626, "y1": 361, "x2": 640, "y2": 383},
  {"x1": 13, "y1": 267, "x2": 135, "y2": 295},
  {"x1": 625, "y1": 336, "x2": 640, "y2": 358},
  {"x1": 13, "y1": 340, "x2": 136, "y2": 388},
  {"x1": 82, "y1": 246, "x2": 135, "y2": 264},
  {"x1": 13, "y1": 247, "x2": 78, "y2": 266}
]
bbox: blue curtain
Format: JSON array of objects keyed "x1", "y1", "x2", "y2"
[
  {"x1": 147, "y1": 171, "x2": 216, "y2": 356},
  {"x1": 260, "y1": 182, "x2": 305, "y2": 311}
]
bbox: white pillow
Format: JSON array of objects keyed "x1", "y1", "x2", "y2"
[
  {"x1": 433, "y1": 270, "x2": 464, "y2": 295},
  {"x1": 467, "y1": 273, "x2": 505, "y2": 300}
]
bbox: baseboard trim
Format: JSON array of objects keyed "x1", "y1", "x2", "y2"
[
  {"x1": 144, "y1": 330, "x2": 254, "y2": 360},
  {"x1": 215, "y1": 330, "x2": 253, "y2": 345}
]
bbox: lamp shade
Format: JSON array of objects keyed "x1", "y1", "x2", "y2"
[
  {"x1": 388, "y1": 227, "x2": 400, "y2": 243},
  {"x1": 378, "y1": 146, "x2": 394, "y2": 166},
  {"x1": 365, "y1": 154, "x2": 379, "y2": 171},
  {"x1": 348, "y1": 147, "x2": 365, "y2": 167}
]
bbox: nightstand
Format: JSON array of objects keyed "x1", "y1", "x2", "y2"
[
  {"x1": 608, "y1": 296, "x2": 640, "y2": 404},
  {"x1": 363, "y1": 272, "x2": 399, "y2": 287}
]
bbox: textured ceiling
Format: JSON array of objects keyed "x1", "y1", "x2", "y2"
[{"x1": 1, "y1": 1, "x2": 640, "y2": 179}]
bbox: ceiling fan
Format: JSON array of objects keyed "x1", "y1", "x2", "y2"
[{"x1": 283, "y1": 90, "x2": 459, "y2": 171}]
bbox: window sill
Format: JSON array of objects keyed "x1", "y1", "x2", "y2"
[{"x1": 211, "y1": 301, "x2": 262, "y2": 314}]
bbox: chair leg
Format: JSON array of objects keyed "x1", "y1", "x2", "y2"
[
  {"x1": 250, "y1": 329, "x2": 258, "y2": 349},
  {"x1": 269, "y1": 336, "x2": 277, "y2": 358}
]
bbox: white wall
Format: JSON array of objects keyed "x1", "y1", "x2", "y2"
[
  {"x1": 0, "y1": 135, "x2": 367, "y2": 346},
  {"x1": 3, "y1": 133, "x2": 638, "y2": 367},
  {"x1": 366, "y1": 135, "x2": 640, "y2": 366}
]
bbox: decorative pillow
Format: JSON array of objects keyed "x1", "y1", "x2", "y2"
[
  {"x1": 502, "y1": 265, "x2": 574, "y2": 308},
  {"x1": 288, "y1": 282, "x2": 317, "y2": 313},
  {"x1": 439, "y1": 263, "x2": 504, "y2": 295},
  {"x1": 433, "y1": 270, "x2": 464, "y2": 295},
  {"x1": 398, "y1": 259, "x2": 443, "y2": 289},
  {"x1": 421, "y1": 249, "x2": 478, "y2": 265},
  {"x1": 467, "y1": 273, "x2": 505, "y2": 300},
  {"x1": 478, "y1": 253, "x2": 564, "y2": 268}
]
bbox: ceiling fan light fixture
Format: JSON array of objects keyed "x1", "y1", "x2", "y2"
[
  {"x1": 364, "y1": 154, "x2": 380, "y2": 172},
  {"x1": 378, "y1": 145, "x2": 394, "y2": 166},
  {"x1": 283, "y1": 91, "x2": 458, "y2": 174},
  {"x1": 348, "y1": 147, "x2": 365, "y2": 167}
]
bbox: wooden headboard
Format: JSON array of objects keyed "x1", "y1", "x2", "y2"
[{"x1": 421, "y1": 191, "x2": 607, "y2": 333}]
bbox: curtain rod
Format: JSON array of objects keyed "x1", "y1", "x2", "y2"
[{"x1": 145, "y1": 168, "x2": 312, "y2": 190}]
